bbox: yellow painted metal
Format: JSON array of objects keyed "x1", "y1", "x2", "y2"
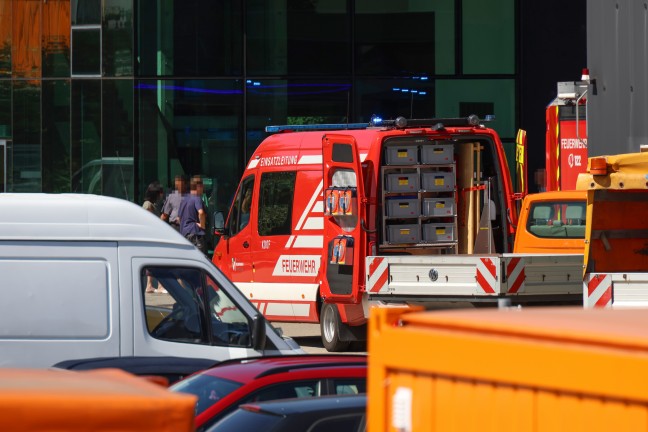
[{"x1": 369, "y1": 306, "x2": 648, "y2": 432}]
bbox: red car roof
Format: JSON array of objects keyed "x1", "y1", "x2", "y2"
[{"x1": 198, "y1": 354, "x2": 367, "y2": 383}]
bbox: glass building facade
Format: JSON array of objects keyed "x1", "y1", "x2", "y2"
[{"x1": 0, "y1": 0, "x2": 519, "y2": 212}]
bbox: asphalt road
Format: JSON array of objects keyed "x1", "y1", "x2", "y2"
[{"x1": 273, "y1": 322, "x2": 367, "y2": 354}]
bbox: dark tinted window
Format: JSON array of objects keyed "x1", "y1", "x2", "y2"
[
  {"x1": 102, "y1": 79, "x2": 134, "y2": 199},
  {"x1": 71, "y1": 80, "x2": 101, "y2": 193},
  {"x1": 229, "y1": 175, "x2": 254, "y2": 236},
  {"x1": 258, "y1": 171, "x2": 296, "y2": 236},
  {"x1": 42, "y1": 80, "x2": 71, "y2": 192},
  {"x1": 72, "y1": 0, "x2": 101, "y2": 25},
  {"x1": 309, "y1": 414, "x2": 366, "y2": 432},
  {"x1": 0, "y1": 81, "x2": 10, "y2": 137},
  {"x1": 332, "y1": 143, "x2": 353, "y2": 163},
  {"x1": 245, "y1": 79, "x2": 351, "y2": 154},
  {"x1": 332, "y1": 378, "x2": 366, "y2": 395},
  {"x1": 247, "y1": 380, "x2": 319, "y2": 402},
  {"x1": 354, "y1": 78, "x2": 435, "y2": 122},
  {"x1": 72, "y1": 28, "x2": 101, "y2": 75},
  {"x1": 12, "y1": 80, "x2": 41, "y2": 192},
  {"x1": 247, "y1": 0, "x2": 349, "y2": 75},
  {"x1": 135, "y1": 79, "x2": 244, "y2": 212},
  {"x1": 202, "y1": 380, "x2": 320, "y2": 430},
  {"x1": 137, "y1": 1, "x2": 242, "y2": 77},
  {"x1": 103, "y1": 0, "x2": 133, "y2": 76},
  {"x1": 170, "y1": 374, "x2": 243, "y2": 416},
  {"x1": 355, "y1": 5, "x2": 435, "y2": 76},
  {"x1": 206, "y1": 409, "x2": 282, "y2": 432}
]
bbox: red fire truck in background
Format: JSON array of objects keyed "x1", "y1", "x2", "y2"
[{"x1": 544, "y1": 76, "x2": 589, "y2": 191}]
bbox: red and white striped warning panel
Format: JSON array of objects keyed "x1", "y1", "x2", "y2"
[
  {"x1": 367, "y1": 257, "x2": 389, "y2": 294},
  {"x1": 506, "y1": 257, "x2": 526, "y2": 294},
  {"x1": 584, "y1": 273, "x2": 612, "y2": 308},
  {"x1": 476, "y1": 258, "x2": 498, "y2": 294}
]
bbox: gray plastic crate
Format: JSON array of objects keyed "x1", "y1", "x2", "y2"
[
  {"x1": 421, "y1": 171, "x2": 455, "y2": 191},
  {"x1": 422, "y1": 198, "x2": 455, "y2": 217},
  {"x1": 420, "y1": 144, "x2": 453, "y2": 164},
  {"x1": 423, "y1": 223, "x2": 455, "y2": 243},
  {"x1": 384, "y1": 145, "x2": 418, "y2": 165},
  {"x1": 385, "y1": 172, "x2": 420, "y2": 192},
  {"x1": 387, "y1": 224, "x2": 421, "y2": 244},
  {"x1": 386, "y1": 198, "x2": 421, "y2": 217}
]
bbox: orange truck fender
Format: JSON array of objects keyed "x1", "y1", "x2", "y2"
[{"x1": 0, "y1": 368, "x2": 196, "y2": 431}]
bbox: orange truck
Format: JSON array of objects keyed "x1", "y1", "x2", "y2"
[
  {"x1": 513, "y1": 190, "x2": 587, "y2": 254},
  {"x1": 368, "y1": 305, "x2": 648, "y2": 432},
  {"x1": 577, "y1": 151, "x2": 648, "y2": 307},
  {"x1": 0, "y1": 368, "x2": 196, "y2": 431}
]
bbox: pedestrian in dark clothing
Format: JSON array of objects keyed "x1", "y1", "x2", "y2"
[
  {"x1": 179, "y1": 175, "x2": 207, "y2": 254},
  {"x1": 161, "y1": 174, "x2": 187, "y2": 231},
  {"x1": 142, "y1": 181, "x2": 165, "y2": 216}
]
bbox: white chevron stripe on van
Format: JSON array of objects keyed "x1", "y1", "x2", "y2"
[
  {"x1": 298, "y1": 155, "x2": 322, "y2": 165},
  {"x1": 292, "y1": 236, "x2": 323, "y2": 248}
]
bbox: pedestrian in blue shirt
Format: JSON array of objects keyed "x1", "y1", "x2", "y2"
[
  {"x1": 161, "y1": 174, "x2": 187, "y2": 231},
  {"x1": 179, "y1": 175, "x2": 207, "y2": 254}
]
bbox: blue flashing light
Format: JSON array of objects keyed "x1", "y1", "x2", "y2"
[
  {"x1": 401, "y1": 89, "x2": 409, "y2": 93},
  {"x1": 420, "y1": 77, "x2": 428, "y2": 81},
  {"x1": 246, "y1": 80, "x2": 252, "y2": 84},
  {"x1": 253, "y1": 82, "x2": 261, "y2": 86},
  {"x1": 419, "y1": 91, "x2": 427, "y2": 95},
  {"x1": 484, "y1": 114, "x2": 496, "y2": 122},
  {"x1": 393, "y1": 88, "x2": 400, "y2": 91},
  {"x1": 411, "y1": 90, "x2": 418, "y2": 94}
]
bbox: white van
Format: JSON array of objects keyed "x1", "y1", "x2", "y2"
[{"x1": 0, "y1": 194, "x2": 302, "y2": 368}]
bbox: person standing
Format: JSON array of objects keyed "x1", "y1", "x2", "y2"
[
  {"x1": 178, "y1": 175, "x2": 207, "y2": 254},
  {"x1": 142, "y1": 181, "x2": 164, "y2": 216},
  {"x1": 143, "y1": 180, "x2": 168, "y2": 293},
  {"x1": 161, "y1": 175, "x2": 186, "y2": 231}
]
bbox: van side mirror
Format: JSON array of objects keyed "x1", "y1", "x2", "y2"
[
  {"x1": 250, "y1": 313, "x2": 267, "y2": 351},
  {"x1": 213, "y1": 211, "x2": 226, "y2": 237}
]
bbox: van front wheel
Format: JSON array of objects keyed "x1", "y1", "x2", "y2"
[{"x1": 320, "y1": 303, "x2": 351, "y2": 352}]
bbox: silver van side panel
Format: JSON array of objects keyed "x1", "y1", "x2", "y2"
[{"x1": 0, "y1": 241, "x2": 120, "y2": 367}]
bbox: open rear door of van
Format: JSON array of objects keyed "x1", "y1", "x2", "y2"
[{"x1": 321, "y1": 133, "x2": 366, "y2": 304}]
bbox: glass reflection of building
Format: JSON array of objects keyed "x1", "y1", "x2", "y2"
[{"x1": 0, "y1": 0, "x2": 522, "y2": 212}]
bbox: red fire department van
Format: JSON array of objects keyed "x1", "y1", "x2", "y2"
[{"x1": 212, "y1": 116, "x2": 583, "y2": 351}]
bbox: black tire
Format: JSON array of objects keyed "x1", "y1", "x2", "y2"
[{"x1": 320, "y1": 303, "x2": 351, "y2": 352}]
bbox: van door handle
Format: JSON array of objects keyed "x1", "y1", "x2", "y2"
[{"x1": 243, "y1": 241, "x2": 250, "y2": 248}]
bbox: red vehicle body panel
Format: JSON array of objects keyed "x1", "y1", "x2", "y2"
[
  {"x1": 545, "y1": 105, "x2": 588, "y2": 191},
  {"x1": 174, "y1": 355, "x2": 367, "y2": 429}
]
